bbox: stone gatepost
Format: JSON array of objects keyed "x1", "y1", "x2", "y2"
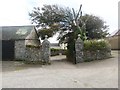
[
  {"x1": 42, "y1": 35, "x2": 51, "y2": 63},
  {"x1": 75, "y1": 34, "x2": 84, "y2": 63}
]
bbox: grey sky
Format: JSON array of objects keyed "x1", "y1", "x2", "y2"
[
  {"x1": 118, "y1": 1, "x2": 120, "y2": 29},
  {"x1": 0, "y1": 0, "x2": 119, "y2": 34}
]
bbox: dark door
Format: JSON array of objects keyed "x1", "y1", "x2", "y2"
[{"x1": 2, "y1": 40, "x2": 14, "y2": 60}]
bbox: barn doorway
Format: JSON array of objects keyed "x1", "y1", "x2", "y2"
[{"x1": 2, "y1": 40, "x2": 15, "y2": 60}]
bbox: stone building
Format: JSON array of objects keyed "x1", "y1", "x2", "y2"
[
  {"x1": 2, "y1": 25, "x2": 51, "y2": 63},
  {"x1": 1, "y1": 25, "x2": 34, "y2": 60}
]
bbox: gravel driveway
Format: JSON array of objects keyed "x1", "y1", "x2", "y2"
[{"x1": 1, "y1": 50, "x2": 118, "y2": 88}]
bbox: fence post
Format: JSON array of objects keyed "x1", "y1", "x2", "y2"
[{"x1": 75, "y1": 34, "x2": 84, "y2": 64}]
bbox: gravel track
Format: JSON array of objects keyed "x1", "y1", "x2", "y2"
[{"x1": 1, "y1": 50, "x2": 118, "y2": 88}]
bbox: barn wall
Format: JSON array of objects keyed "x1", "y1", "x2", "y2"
[{"x1": 15, "y1": 40, "x2": 26, "y2": 60}]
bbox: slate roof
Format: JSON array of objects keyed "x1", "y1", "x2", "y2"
[{"x1": 1, "y1": 25, "x2": 34, "y2": 40}]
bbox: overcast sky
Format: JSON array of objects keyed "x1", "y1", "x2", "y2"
[{"x1": 0, "y1": 0, "x2": 119, "y2": 42}]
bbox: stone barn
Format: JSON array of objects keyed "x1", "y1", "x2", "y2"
[{"x1": 1, "y1": 25, "x2": 34, "y2": 60}]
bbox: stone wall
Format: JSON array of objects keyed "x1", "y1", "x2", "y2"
[
  {"x1": 15, "y1": 40, "x2": 42, "y2": 61},
  {"x1": 83, "y1": 50, "x2": 111, "y2": 61},
  {"x1": 15, "y1": 40, "x2": 26, "y2": 60},
  {"x1": 25, "y1": 46, "x2": 42, "y2": 61}
]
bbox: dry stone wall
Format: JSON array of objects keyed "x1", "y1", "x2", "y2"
[
  {"x1": 25, "y1": 46, "x2": 42, "y2": 61},
  {"x1": 15, "y1": 38, "x2": 50, "y2": 63},
  {"x1": 83, "y1": 50, "x2": 111, "y2": 61},
  {"x1": 15, "y1": 40, "x2": 26, "y2": 60}
]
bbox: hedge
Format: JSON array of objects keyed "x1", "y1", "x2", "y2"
[
  {"x1": 83, "y1": 39, "x2": 111, "y2": 52},
  {"x1": 51, "y1": 48, "x2": 66, "y2": 56}
]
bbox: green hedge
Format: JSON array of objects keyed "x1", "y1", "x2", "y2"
[
  {"x1": 51, "y1": 48, "x2": 67, "y2": 56},
  {"x1": 83, "y1": 39, "x2": 111, "y2": 52}
]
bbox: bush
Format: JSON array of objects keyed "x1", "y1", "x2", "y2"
[
  {"x1": 83, "y1": 39, "x2": 111, "y2": 52},
  {"x1": 51, "y1": 48, "x2": 67, "y2": 56}
]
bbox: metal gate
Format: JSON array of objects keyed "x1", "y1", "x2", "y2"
[{"x1": 2, "y1": 40, "x2": 15, "y2": 60}]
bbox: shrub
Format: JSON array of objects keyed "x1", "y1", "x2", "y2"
[
  {"x1": 83, "y1": 39, "x2": 111, "y2": 52},
  {"x1": 51, "y1": 48, "x2": 67, "y2": 56}
]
